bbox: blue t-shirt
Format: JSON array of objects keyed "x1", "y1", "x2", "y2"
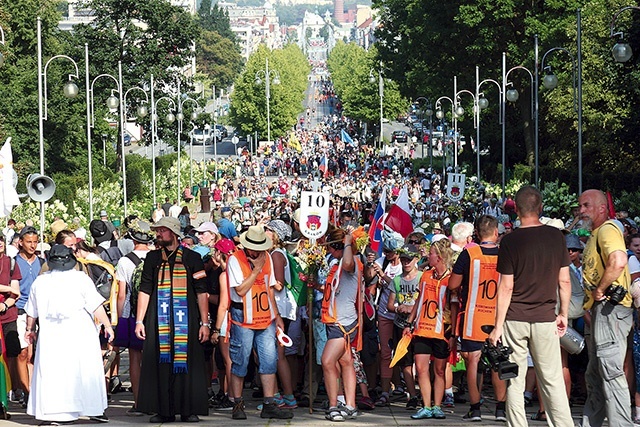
[
  {"x1": 16, "y1": 255, "x2": 43, "y2": 309},
  {"x1": 217, "y1": 218, "x2": 238, "y2": 239}
]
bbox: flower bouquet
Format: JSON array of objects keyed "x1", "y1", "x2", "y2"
[
  {"x1": 351, "y1": 226, "x2": 370, "y2": 254},
  {"x1": 297, "y1": 240, "x2": 328, "y2": 288}
]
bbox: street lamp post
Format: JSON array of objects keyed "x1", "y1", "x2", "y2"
[
  {"x1": 175, "y1": 79, "x2": 200, "y2": 202},
  {"x1": 502, "y1": 52, "x2": 537, "y2": 198},
  {"x1": 0, "y1": 24, "x2": 5, "y2": 67},
  {"x1": 151, "y1": 92, "x2": 177, "y2": 207},
  {"x1": 453, "y1": 76, "x2": 478, "y2": 171},
  {"x1": 121, "y1": 81, "x2": 149, "y2": 218},
  {"x1": 85, "y1": 43, "x2": 120, "y2": 221},
  {"x1": 369, "y1": 62, "x2": 384, "y2": 148},
  {"x1": 255, "y1": 58, "x2": 280, "y2": 147},
  {"x1": 37, "y1": 16, "x2": 80, "y2": 241},
  {"x1": 475, "y1": 66, "x2": 503, "y2": 184},
  {"x1": 415, "y1": 97, "x2": 433, "y2": 162},
  {"x1": 435, "y1": 96, "x2": 454, "y2": 176},
  {"x1": 540, "y1": 12, "x2": 583, "y2": 193}
]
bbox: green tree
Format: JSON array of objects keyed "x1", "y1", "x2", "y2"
[
  {"x1": 198, "y1": 0, "x2": 236, "y2": 41},
  {"x1": 229, "y1": 44, "x2": 310, "y2": 140},
  {"x1": 196, "y1": 30, "x2": 244, "y2": 90}
]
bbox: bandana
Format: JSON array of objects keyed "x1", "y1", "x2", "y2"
[{"x1": 157, "y1": 248, "x2": 189, "y2": 373}]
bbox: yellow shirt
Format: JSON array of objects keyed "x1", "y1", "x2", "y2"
[{"x1": 582, "y1": 220, "x2": 631, "y2": 309}]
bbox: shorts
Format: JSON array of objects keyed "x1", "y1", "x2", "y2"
[
  {"x1": 313, "y1": 318, "x2": 328, "y2": 365},
  {"x1": 229, "y1": 306, "x2": 278, "y2": 377},
  {"x1": 326, "y1": 320, "x2": 358, "y2": 342},
  {"x1": 2, "y1": 320, "x2": 22, "y2": 357},
  {"x1": 284, "y1": 316, "x2": 303, "y2": 357},
  {"x1": 360, "y1": 327, "x2": 379, "y2": 366},
  {"x1": 111, "y1": 317, "x2": 144, "y2": 351},
  {"x1": 413, "y1": 336, "x2": 449, "y2": 359},
  {"x1": 460, "y1": 338, "x2": 484, "y2": 353},
  {"x1": 219, "y1": 314, "x2": 229, "y2": 338},
  {"x1": 16, "y1": 313, "x2": 29, "y2": 350}
]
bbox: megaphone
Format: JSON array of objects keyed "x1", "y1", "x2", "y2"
[{"x1": 26, "y1": 173, "x2": 55, "y2": 202}]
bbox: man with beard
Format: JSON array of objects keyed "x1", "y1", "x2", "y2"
[
  {"x1": 579, "y1": 189, "x2": 633, "y2": 426},
  {"x1": 134, "y1": 217, "x2": 210, "y2": 423}
]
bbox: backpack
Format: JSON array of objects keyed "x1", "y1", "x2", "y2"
[
  {"x1": 285, "y1": 251, "x2": 307, "y2": 307},
  {"x1": 77, "y1": 258, "x2": 117, "y2": 301},
  {"x1": 125, "y1": 252, "x2": 145, "y2": 313},
  {"x1": 96, "y1": 240, "x2": 123, "y2": 266}
]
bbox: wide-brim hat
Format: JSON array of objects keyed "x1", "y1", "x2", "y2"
[
  {"x1": 90, "y1": 219, "x2": 113, "y2": 244},
  {"x1": 150, "y1": 217, "x2": 183, "y2": 238},
  {"x1": 240, "y1": 226, "x2": 272, "y2": 251},
  {"x1": 129, "y1": 220, "x2": 154, "y2": 244},
  {"x1": 50, "y1": 219, "x2": 68, "y2": 238},
  {"x1": 47, "y1": 244, "x2": 77, "y2": 271}
]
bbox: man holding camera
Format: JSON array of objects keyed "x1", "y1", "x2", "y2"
[
  {"x1": 488, "y1": 186, "x2": 573, "y2": 427},
  {"x1": 579, "y1": 189, "x2": 633, "y2": 427}
]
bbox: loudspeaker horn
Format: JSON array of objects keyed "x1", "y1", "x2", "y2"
[{"x1": 26, "y1": 173, "x2": 55, "y2": 202}]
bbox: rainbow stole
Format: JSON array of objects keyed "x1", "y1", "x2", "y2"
[{"x1": 157, "y1": 248, "x2": 189, "y2": 373}]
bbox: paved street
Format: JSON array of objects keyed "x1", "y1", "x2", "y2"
[{"x1": 2, "y1": 386, "x2": 587, "y2": 426}]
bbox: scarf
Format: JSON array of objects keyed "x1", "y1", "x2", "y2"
[{"x1": 158, "y1": 247, "x2": 189, "y2": 373}]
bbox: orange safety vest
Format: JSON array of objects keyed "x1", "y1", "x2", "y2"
[
  {"x1": 414, "y1": 271, "x2": 450, "y2": 340},
  {"x1": 321, "y1": 257, "x2": 364, "y2": 351},
  {"x1": 229, "y1": 250, "x2": 275, "y2": 330},
  {"x1": 461, "y1": 245, "x2": 499, "y2": 341}
]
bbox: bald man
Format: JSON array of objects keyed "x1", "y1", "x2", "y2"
[{"x1": 579, "y1": 189, "x2": 633, "y2": 427}]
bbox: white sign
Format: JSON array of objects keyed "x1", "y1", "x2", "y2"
[
  {"x1": 231, "y1": 136, "x2": 239, "y2": 145},
  {"x1": 446, "y1": 173, "x2": 466, "y2": 202},
  {"x1": 299, "y1": 191, "x2": 330, "y2": 239}
]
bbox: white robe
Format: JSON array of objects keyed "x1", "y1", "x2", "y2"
[{"x1": 25, "y1": 269, "x2": 107, "y2": 422}]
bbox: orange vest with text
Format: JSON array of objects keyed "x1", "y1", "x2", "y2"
[
  {"x1": 461, "y1": 245, "x2": 499, "y2": 341},
  {"x1": 229, "y1": 250, "x2": 275, "y2": 330},
  {"x1": 414, "y1": 271, "x2": 450, "y2": 340}
]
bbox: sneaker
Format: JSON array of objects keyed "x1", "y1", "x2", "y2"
[
  {"x1": 273, "y1": 393, "x2": 285, "y2": 407},
  {"x1": 298, "y1": 396, "x2": 310, "y2": 408},
  {"x1": 260, "y1": 402, "x2": 293, "y2": 419},
  {"x1": 411, "y1": 407, "x2": 433, "y2": 419},
  {"x1": 231, "y1": 401, "x2": 246, "y2": 420},
  {"x1": 442, "y1": 393, "x2": 455, "y2": 408},
  {"x1": 463, "y1": 408, "x2": 482, "y2": 421},
  {"x1": 9, "y1": 389, "x2": 23, "y2": 404},
  {"x1": 282, "y1": 395, "x2": 298, "y2": 409},
  {"x1": 432, "y1": 405, "x2": 446, "y2": 419},
  {"x1": 495, "y1": 408, "x2": 507, "y2": 422},
  {"x1": 89, "y1": 413, "x2": 109, "y2": 423},
  {"x1": 406, "y1": 396, "x2": 419, "y2": 410},
  {"x1": 217, "y1": 395, "x2": 235, "y2": 411},
  {"x1": 126, "y1": 406, "x2": 144, "y2": 417}
]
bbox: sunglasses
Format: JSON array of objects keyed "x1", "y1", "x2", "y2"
[
  {"x1": 407, "y1": 239, "x2": 421, "y2": 244},
  {"x1": 568, "y1": 248, "x2": 582, "y2": 253},
  {"x1": 329, "y1": 242, "x2": 345, "y2": 250}
]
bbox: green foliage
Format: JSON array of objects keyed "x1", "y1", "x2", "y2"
[
  {"x1": 327, "y1": 42, "x2": 407, "y2": 125},
  {"x1": 198, "y1": 0, "x2": 236, "y2": 41},
  {"x1": 541, "y1": 180, "x2": 577, "y2": 220},
  {"x1": 229, "y1": 44, "x2": 310, "y2": 140},
  {"x1": 196, "y1": 30, "x2": 244, "y2": 90},
  {"x1": 614, "y1": 190, "x2": 640, "y2": 219},
  {"x1": 512, "y1": 163, "x2": 532, "y2": 183}
]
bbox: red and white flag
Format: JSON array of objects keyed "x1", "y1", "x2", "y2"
[{"x1": 385, "y1": 186, "x2": 413, "y2": 238}]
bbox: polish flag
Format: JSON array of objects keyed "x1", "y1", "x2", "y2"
[
  {"x1": 385, "y1": 186, "x2": 413, "y2": 238},
  {"x1": 368, "y1": 188, "x2": 386, "y2": 256}
]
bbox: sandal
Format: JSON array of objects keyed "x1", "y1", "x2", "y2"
[
  {"x1": 375, "y1": 393, "x2": 390, "y2": 407},
  {"x1": 531, "y1": 410, "x2": 547, "y2": 422},
  {"x1": 357, "y1": 396, "x2": 375, "y2": 411},
  {"x1": 325, "y1": 407, "x2": 345, "y2": 422}
]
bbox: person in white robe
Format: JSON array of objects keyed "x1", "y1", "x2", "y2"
[{"x1": 24, "y1": 244, "x2": 114, "y2": 423}]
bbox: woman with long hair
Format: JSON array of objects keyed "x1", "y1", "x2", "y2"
[
  {"x1": 404, "y1": 238, "x2": 455, "y2": 420},
  {"x1": 211, "y1": 238, "x2": 236, "y2": 409}
]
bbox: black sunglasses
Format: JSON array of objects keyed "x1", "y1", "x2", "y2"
[
  {"x1": 407, "y1": 239, "x2": 421, "y2": 244},
  {"x1": 329, "y1": 242, "x2": 345, "y2": 250}
]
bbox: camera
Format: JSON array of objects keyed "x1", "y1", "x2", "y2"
[
  {"x1": 605, "y1": 285, "x2": 627, "y2": 305},
  {"x1": 481, "y1": 340, "x2": 519, "y2": 380}
]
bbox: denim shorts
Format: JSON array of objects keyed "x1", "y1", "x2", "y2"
[{"x1": 229, "y1": 306, "x2": 278, "y2": 377}]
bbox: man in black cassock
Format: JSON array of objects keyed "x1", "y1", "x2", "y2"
[{"x1": 134, "y1": 217, "x2": 210, "y2": 423}]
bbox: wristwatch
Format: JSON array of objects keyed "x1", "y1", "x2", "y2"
[{"x1": 200, "y1": 322, "x2": 211, "y2": 328}]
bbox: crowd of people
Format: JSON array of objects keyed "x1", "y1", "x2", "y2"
[{"x1": 1, "y1": 81, "x2": 639, "y2": 426}]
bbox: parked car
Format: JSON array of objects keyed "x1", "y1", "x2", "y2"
[
  {"x1": 215, "y1": 124, "x2": 228, "y2": 138},
  {"x1": 391, "y1": 130, "x2": 408, "y2": 143},
  {"x1": 189, "y1": 128, "x2": 212, "y2": 145},
  {"x1": 123, "y1": 134, "x2": 131, "y2": 146}
]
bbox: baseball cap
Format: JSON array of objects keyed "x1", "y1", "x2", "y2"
[
  {"x1": 194, "y1": 222, "x2": 219, "y2": 234},
  {"x1": 19, "y1": 226, "x2": 38, "y2": 239},
  {"x1": 398, "y1": 244, "x2": 419, "y2": 259}
]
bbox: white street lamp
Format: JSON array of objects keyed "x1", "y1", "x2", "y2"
[
  {"x1": 0, "y1": 25, "x2": 5, "y2": 68},
  {"x1": 369, "y1": 62, "x2": 384, "y2": 148},
  {"x1": 255, "y1": 58, "x2": 280, "y2": 146},
  {"x1": 151, "y1": 90, "x2": 177, "y2": 207},
  {"x1": 37, "y1": 16, "x2": 80, "y2": 242},
  {"x1": 610, "y1": 6, "x2": 640, "y2": 62},
  {"x1": 85, "y1": 43, "x2": 120, "y2": 221},
  {"x1": 175, "y1": 79, "x2": 200, "y2": 202},
  {"x1": 475, "y1": 65, "x2": 503, "y2": 184},
  {"x1": 415, "y1": 96, "x2": 432, "y2": 162}
]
